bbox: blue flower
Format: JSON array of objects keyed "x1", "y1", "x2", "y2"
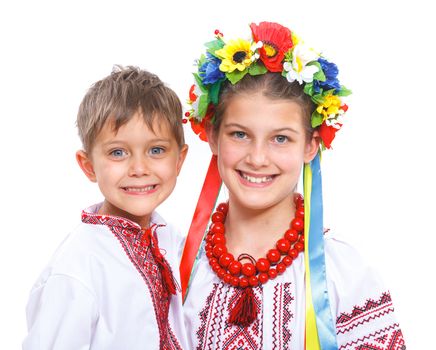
[
  {"x1": 313, "y1": 57, "x2": 341, "y2": 93},
  {"x1": 199, "y1": 53, "x2": 225, "y2": 85}
]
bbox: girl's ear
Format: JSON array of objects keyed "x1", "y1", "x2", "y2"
[
  {"x1": 304, "y1": 130, "x2": 321, "y2": 163},
  {"x1": 76, "y1": 150, "x2": 97, "y2": 182},
  {"x1": 205, "y1": 122, "x2": 218, "y2": 155}
]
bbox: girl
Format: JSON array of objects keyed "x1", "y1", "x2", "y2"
[{"x1": 181, "y1": 22, "x2": 405, "y2": 349}]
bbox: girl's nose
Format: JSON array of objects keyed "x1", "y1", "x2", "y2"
[{"x1": 245, "y1": 141, "x2": 270, "y2": 168}]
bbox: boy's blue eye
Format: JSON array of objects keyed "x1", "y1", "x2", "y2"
[
  {"x1": 275, "y1": 135, "x2": 288, "y2": 144},
  {"x1": 110, "y1": 149, "x2": 126, "y2": 157},
  {"x1": 149, "y1": 147, "x2": 164, "y2": 155}
]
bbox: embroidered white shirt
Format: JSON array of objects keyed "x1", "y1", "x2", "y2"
[
  {"x1": 23, "y1": 205, "x2": 188, "y2": 350},
  {"x1": 184, "y1": 232, "x2": 405, "y2": 350}
]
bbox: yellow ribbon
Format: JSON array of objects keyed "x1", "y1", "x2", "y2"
[{"x1": 304, "y1": 162, "x2": 321, "y2": 350}]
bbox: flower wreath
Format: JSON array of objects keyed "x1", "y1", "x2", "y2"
[{"x1": 184, "y1": 21, "x2": 351, "y2": 149}]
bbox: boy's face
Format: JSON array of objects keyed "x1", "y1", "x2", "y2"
[{"x1": 77, "y1": 112, "x2": 187, "y2": 227}]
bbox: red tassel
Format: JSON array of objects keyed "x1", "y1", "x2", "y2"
[
  {"x1": 228, "y1": 288, "x2": 258, "y2": 326},
  {"x1": 154, "y1": 254, "x2": 177, "y2": 296},
  {"x1": 151, "y1": 237, "x2": 177, "y2": 296},
  {"x1": 142, "y1": 226, "x2": 177, "y2": 296}
]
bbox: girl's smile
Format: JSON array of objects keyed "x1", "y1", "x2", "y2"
[{"x1": 237, "y1": 170, "x2": 276, "y2": 187}]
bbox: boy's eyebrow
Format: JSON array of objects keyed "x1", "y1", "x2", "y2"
[
  {"x1": 101, "y1": 138, "x2": 172, "y2": 147},
  {"x1": 223, "y1": 123, "x2": 300, "y2": 134}
]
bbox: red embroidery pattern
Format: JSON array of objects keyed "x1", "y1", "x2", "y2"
[
  {"x1": 82, "y1": 211, "x2": 182, "y2": 350},
  {"x1": 196, "y1": 283, "x2": 224, "y2": 350},
  {"x1": 340, "y1": 325, "x2": 405, "y2": 350},
  {"x1": 337, "y1": 292, "x2": 393, "y2": 330},
  {"x1": 336, "y1": 292, "x2": 405, "y2": 350},
  {"x1": 272, "y1": 283, "x2": 294, "y2": 349},
  {"x1": 196, "y1": 283, "x2": 263, "y2": 350}
]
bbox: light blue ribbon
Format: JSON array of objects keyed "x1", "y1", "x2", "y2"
[{"x1": 307, "y1": 153, "x2": 338, "y2": 349}]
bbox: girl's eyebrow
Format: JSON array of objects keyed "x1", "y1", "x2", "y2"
[
  {"x1": 273, "y1": 127, "x2": 300, "y2": 134},
  {"x1": 222, "y1": 123, "x2": 247, "y2": 129},
  {"x1": 223, "y1": 123, "x2": 299, "y2": 134}
]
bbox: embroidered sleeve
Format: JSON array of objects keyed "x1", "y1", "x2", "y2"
[
  {"x1": 336, "y1": 291, "x2": 405, "y2": 349},
  {"x1": 23, "y1": 274, "x2": 98, "y2": 350},
  {"x1": 325, "y1": 237, "x2": 406, "y2": 349}
]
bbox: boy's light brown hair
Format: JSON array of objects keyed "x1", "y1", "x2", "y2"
[{"x1": 77, "y1": 65, "x2": 185, "y2": 152}]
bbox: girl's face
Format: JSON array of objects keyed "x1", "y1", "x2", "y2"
[{"x1": 209, "y1": 92, "x2": 319, "y2": 212}]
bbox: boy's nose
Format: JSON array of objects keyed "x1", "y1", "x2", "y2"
[
  {"x1": 245, "y1": 141, "x2": 270, "y2": 168},
  {"x1": 128, "y1": 156, "x2": 150, "y2": 177}
]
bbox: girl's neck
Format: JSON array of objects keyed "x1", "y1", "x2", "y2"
[{"x1": 224, "y1": 195, "x2": 296, "y2": 260}]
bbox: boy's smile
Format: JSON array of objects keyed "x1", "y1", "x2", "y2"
[{"x1": 77, "y1": 112, "x2": 187, "y2": 227}]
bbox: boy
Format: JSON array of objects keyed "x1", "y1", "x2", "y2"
[{"x1": 23, "y1": 66, "x2": 188, "y2": 349}]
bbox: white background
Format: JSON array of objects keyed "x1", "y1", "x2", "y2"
[{"x1": 1, "y1": 0, "x2": 434, "y2": 348}]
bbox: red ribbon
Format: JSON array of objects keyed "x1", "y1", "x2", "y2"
[{"x1": 180, "y1": 155, "x2": 222, "y2": 301}]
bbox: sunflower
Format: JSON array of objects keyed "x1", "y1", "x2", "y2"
[{"x1": 215, "y1": 38, "x2": 254, "y2": 73}]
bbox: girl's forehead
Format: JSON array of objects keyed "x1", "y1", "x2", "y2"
[{"x1": 222, "y1": 94, "x2": 305, "y2": 129}]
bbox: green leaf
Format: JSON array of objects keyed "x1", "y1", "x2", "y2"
[
  {"x1": 337, "y1": 86, "x2": 352, "y2": 96},
  {"x1": 198, "y1": 94, "x2": 209, "y2": 117},
  {"x1": 248, "y1": 62, "x2": 268, "y2": 76},
  {"x1": 205, "y1": 39, "x2": 225, "y2": 56},
  {"x1": 193, "y1": 73, "x2": 207, "y2": 93},
  {"x1": 304, "y1": 83, "x2": 314, "y2": 96},
  {"x1": 310, "y1": 61, "x2": 326, "y2": 82},
  {"x1": 311, "y1": 110, "x2": 324, "y2": 128},
  {"x1": 226, "y1": 69, "x2": 248, "y2": 84},
  {"x1": 209, "y1": 81, "x2": 222, "y2": 105},
  {"x1": 198, "y1": 54, "x2": 207, "y2": 67},
  {"x1": 284, "y1": 50, "x2": 293, "y2": 61},
  {"x1": 311, "y1": 93, "x2": 325, "y2": 105}
]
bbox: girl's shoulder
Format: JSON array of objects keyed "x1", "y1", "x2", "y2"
[
  {"x1": 323, "y1": 232, "x2": 405, "y2": 348},
  {"x1": 323, "y1": 230, "x2": 386, "y2": 296}
]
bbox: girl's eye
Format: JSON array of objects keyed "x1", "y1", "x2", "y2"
[
  {"x1": 110, "y1": 149, "x2": 127, "y2": 157},
  {"x1": 274, "y1": 135, "x2": 288, "y2": 144},
  {"x1": 149, "y1": 147, "x2": 165, "y2": 155},
  {"x1": 232, "y1": 131, "x2": 247, "y2": 139}
]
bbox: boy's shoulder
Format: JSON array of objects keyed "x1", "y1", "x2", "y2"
[{"x1": 36, "y1": 221, "x2": 114, "y2": 283}]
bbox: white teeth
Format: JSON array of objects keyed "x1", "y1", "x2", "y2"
[
  {"x1": 124, "y1": 186, "x2": 155, "y2": 192},
  {"x1": 241, "y1": 173, "x2": 272, "y2": 184}
]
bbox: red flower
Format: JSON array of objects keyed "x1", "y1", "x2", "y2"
[
  {"x1": 250, "y1": 22, "x2": 293, "y2": 72},
  {"x1": 189, "y1": 84, "x2": 197, "y2": 102},
  {"x1": 190, "y1": 105, "x2": 215, "y2": 142},
  {"x1": 319, "y1": 122, "x2": 342, "y2": 149}
]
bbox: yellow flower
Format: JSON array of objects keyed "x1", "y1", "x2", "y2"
[
  {"x1": 316, "y1": 94, "x2": 342, "y2": 120},
  {"x1": 291, "y1": 32, "x2": 300, "y2": 46},
  {"x1": 215, "y1": 38, "x2": 254, "y2": 73}
]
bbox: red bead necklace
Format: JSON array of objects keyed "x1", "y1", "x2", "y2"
[{"x1": 204, "y1": 193, "x2": 305, "y2": 326}]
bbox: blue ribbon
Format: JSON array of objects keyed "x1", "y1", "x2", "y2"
[{"x1": 308, "y1": 153, "x2": 338, "y2": 349}]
